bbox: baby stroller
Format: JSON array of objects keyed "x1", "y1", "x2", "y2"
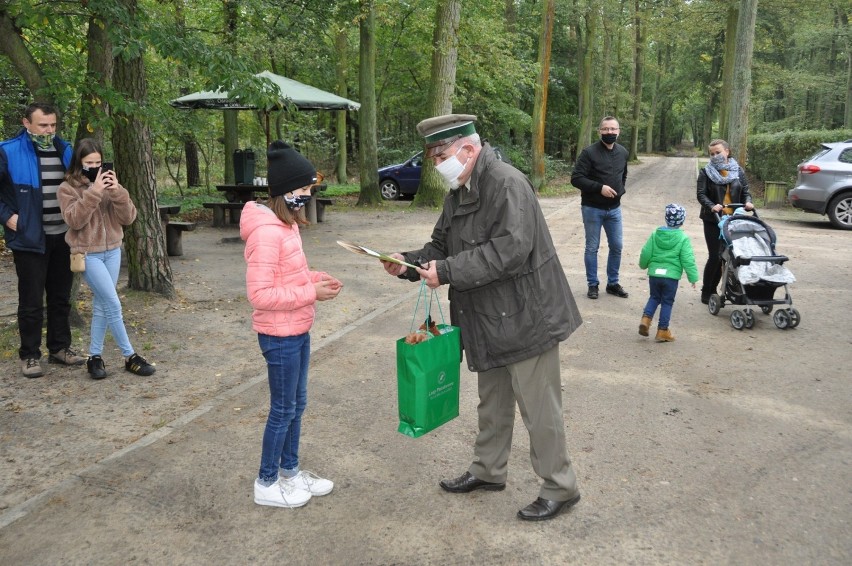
[{"x1": 707, "y1": 206, "x2": 800, "y2": 330}]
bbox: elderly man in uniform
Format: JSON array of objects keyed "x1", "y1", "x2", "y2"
[{"x1": 381, "y1": 114, "x2": 584, "y2": 521}]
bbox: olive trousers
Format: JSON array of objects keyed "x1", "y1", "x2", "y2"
[{"x1": 468, "y1": 345, "x2": 579, "y2": 501}]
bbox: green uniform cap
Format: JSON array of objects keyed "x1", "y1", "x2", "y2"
[{"x1": 416, "y1": 114, "x2": 478, "y2": 157}]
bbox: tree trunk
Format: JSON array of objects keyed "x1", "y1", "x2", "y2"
[
  {"x1": 356, "y1": 0, "x2": 381, "y2": 205},
  {"x1": 843, "y1": 9, "x2": 852, "y2": 128},
  {"x1": 413, "y1": 0, "x2": 461, "y2": 208},
  {"x1": 335, "y1": 26, "x2": 349, "y2": 183},
  {"x1": 531, "y1": 0, "x2": 555, "y2": 191},
  {"x1": 727, "y1": 0, "x2": 759, "y2": 165},
  {"x1": 113, "y1": 0, "x2": 174, "y2": 297},
  {"x1": 75, "y1": 11, "x2": 112, "y2": 145},
  {"x1": 702, "y1": 34, "x2": 724, "y2": 149},
  {"x1": 628, "y1": 0, "x2": 643, "y2": 161},
  {"x1": 719, "y1": 3, "x2": 738, "y2": 141},
  {"x1": 601, "y1": 10, "x2": 613, "y2": 116},
  {"x1": 645, "y1": 46, "x2": 661, "y2": 153},
  {"x1": 223, "y1": 0, "x2": 239, "y2": 183},
  {"x1": 576, "y1": 4, "x2": 596, "y2": 159},
  {"x1": 184, "y1": 139, "x2": 200, "y2": 186},
  {"x1": 0, "y1": 9, "x2": 48, "y2": 101}
]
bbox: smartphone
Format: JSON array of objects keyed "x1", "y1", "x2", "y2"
[{"x1": 101, "y1": 162, "x2": 113, "y2": 173}]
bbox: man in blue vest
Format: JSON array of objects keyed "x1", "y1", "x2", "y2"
[{"x1": 0, "y1": 103, "x2": 86, "y2": 377}]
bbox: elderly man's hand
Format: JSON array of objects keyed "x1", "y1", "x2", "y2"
[
  {"x1": 415, "y1": 260, "x2": 441, "y2": 289},
  {"x1": 744, "y1": 202, "x2": 755, "y2": 211},
  {"x1": 381, "y1": 253, "x2": 408, "y2": 277}
]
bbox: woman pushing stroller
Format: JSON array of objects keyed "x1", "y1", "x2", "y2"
[{"x1": 697, "y1": 139, "x2": 753, "y2": 305}]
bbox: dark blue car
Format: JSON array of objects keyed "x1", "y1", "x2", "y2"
[
  {"x1": 378, "y1": 151, "x2": 423, "y2": 200},
  {"x1": 378, "y1": 147, "x2": 509, "y2": 200}
]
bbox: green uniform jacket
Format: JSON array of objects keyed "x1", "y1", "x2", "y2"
[
  {"x1": 400, "y1": 145, "x2": 582, "y2": 373},
  {"x1": 639, "y1": 227, "x2": 699, "y2": 283}
]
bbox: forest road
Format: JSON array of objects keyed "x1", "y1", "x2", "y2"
[{"x1": 0, "y1": 155, "x2": 850, "y2": 565}]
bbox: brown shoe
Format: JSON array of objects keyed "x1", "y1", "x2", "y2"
[
  {"x1": 655, "y1": 328, "x2": 675, "y2": 342},
  {"x1": 639, "y1": 315, "x2": 652, "y2": 336},
  {"x1": 22, "y1": 357, "x2": 44, "y2": 378},
  {"x1": 48, "y1": 347, "x2": 87, "y2": 366}
]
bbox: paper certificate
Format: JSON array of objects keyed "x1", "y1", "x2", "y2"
[{"x1": 336, "y1": 240, "x2": 419, "y2": 269}]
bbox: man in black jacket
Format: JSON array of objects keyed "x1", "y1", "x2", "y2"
[{"x1": 570, "y1": 116, "x2": 629, "y2": 299}]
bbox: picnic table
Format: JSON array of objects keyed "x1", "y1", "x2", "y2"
[
  {"x1": 206, "y1": 184, "x2": 332, "y2": 226},
  {"x1": 215, "y1": 184, "x2": 259, "y2": 204},
  {"x1": 158, "y1": 204, "x2": 196, "y2": 256}
]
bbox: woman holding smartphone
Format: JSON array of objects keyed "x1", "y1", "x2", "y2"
[{"x1": 57, "y1": 138, "x2": 156, "y2": 379}]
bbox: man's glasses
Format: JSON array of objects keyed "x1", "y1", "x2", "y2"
[{"x1": 599, "y1": 128, "x2": 620, "y2": 133}]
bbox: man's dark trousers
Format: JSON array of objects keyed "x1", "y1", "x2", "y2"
[{"x1": 13, "y1": 233, "x2": 73, "y2": 359}]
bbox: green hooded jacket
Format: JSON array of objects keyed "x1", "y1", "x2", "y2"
[{"x1": 639, "y1": 227, "x2": 699, "y2": 283}]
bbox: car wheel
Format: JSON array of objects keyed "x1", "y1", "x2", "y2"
[
  {"x1": 827, "y1": 192, "x2": 852, "y2": 230},
  {"x1": 380, "y1": 179, "x2": 400, "y2": 200}
]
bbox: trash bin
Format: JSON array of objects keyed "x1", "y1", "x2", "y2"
[
  {"x1": 764, "y1": 181, "x2": 787, "y2": 209},
  {"x1": 234, "y1": 148, "x2": 256, "y2": 185}
]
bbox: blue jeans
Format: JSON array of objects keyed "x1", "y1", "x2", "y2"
[
  {"x1": 582, "y1": 205, "x2": 623, "y2": 287},
  {"x1": 643, "y1": 277, "x2": 679, "y2": 329},
  {"x1": 83, "y1": 248, "x2": 135, "y2": 357},
  {"x1": 257, "y1": 332, "x2": 310, "y2": 484}
]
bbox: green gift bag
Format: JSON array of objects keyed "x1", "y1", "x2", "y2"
[{"x1": 396, "y1": 281, "x2": 461, "y2": 438}]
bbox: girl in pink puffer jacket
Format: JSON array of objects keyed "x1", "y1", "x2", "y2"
[{"x1": 241, "y1": 141, "x2": 343, "y2": 509}]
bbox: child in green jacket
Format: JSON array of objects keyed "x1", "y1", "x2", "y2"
[{"x1": 638, "y1": 203, "x2": 699, "y2": 342}]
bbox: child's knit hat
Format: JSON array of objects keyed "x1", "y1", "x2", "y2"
[
  {"x1": 665, "y1": 203, "x2": 686, "y2": 228},
  {"x1": 266, "y1": 140, "x2": 317, "y2": 197}
]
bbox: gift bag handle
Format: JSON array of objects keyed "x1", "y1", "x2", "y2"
[{"x1": 409, "y1": 280, "x2": 448, "y2": 333}]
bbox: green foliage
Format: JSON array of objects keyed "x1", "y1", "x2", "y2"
[
  {"x1": 0, "y1": 0, "x2": 848, "y2": 192},
  {"x1": 748, "y1": 129, "x2": 852, "y2": 186}
]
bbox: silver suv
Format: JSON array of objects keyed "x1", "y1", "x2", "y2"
[{"x1": 788, "y1": 140, "x2": 852, "y2": 229}]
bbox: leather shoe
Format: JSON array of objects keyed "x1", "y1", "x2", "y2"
[
  {"x1": 87, "y1": 355, "x2": 108, "y2": 380},
  {"x1": 439, "y1": 471, "x2": 505, "y2": 493},
  {"x1": 587, "y1": 285, "x2": 599, "y2": 299},
  {"x1": 605, "y1": 283, "x2": 629, "y2": 298},
  {"x1": 517, "y1": 494, "x2": 581, "y2": 521}
]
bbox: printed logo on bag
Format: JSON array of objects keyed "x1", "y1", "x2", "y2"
[{"x1": 438, "y1": 371, "x2": 446, "y2": 384}]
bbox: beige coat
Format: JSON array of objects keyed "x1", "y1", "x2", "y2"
[{"x1": 57, "y1": 175, "x2": 136, "y2": 253}]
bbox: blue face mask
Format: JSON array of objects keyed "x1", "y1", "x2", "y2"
[{"x1": 284, "y1": 194, "x2": 312, "y2": 210}]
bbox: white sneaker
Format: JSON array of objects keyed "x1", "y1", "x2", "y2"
[
  {"x1": 287, "y1": 470, "x2": 334, "y2": 496},
  {"x1": 254, "y1": 478, "x2": 311, "y2": 508}
]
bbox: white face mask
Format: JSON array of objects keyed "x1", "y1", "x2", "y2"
[{"x1": 435, "y1": 149, "x2": 467, "y2": 190}]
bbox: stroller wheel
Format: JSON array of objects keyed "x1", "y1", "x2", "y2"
[
  {"x1": 708, "y1": 294, "x2": 722, "y2": 316},
  {"x1": 760, "y1": 305, "x2": 773, "y2": 315},
  {"x1": 787, "y1": 308, "x2": 801, "y2": 328},
  {"x1": 744, "y1": 310, "x2": 755, "y2": 329},
  {"x1": 730, "y1": 309, "x2": 747, "y2": 330},
  {"x1": 773, "y1": 309, "x2": 790, "y2": 329}
]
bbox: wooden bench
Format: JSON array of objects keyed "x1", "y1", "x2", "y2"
[
  {"x1": 203, "y1": 202, "x2": 244, "y2": 227},
  {"x1": 315, "y1": 197, "x2": 334, "y2": 223},
  {"x1": 165, "y1": 221, "x2": 197, "y2": 257}
]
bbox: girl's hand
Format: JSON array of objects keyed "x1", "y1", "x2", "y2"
[
  {"x1": 90, "y1": 169, "x2": 109, "y2": 196},
  {"x1": 315, "y1": 278, "x2": 342, "y2": 301},
  {"x1": 101, "y1": 169, "x2": 118, "y2": 191}
]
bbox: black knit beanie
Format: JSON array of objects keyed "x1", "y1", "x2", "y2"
[{"x1": 266, "y1": 140, "x2": 317, "y2": 197}]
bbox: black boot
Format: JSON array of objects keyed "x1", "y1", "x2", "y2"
[{"x1": 87, "y1": 355, "x2": 108, "y2": 380}]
